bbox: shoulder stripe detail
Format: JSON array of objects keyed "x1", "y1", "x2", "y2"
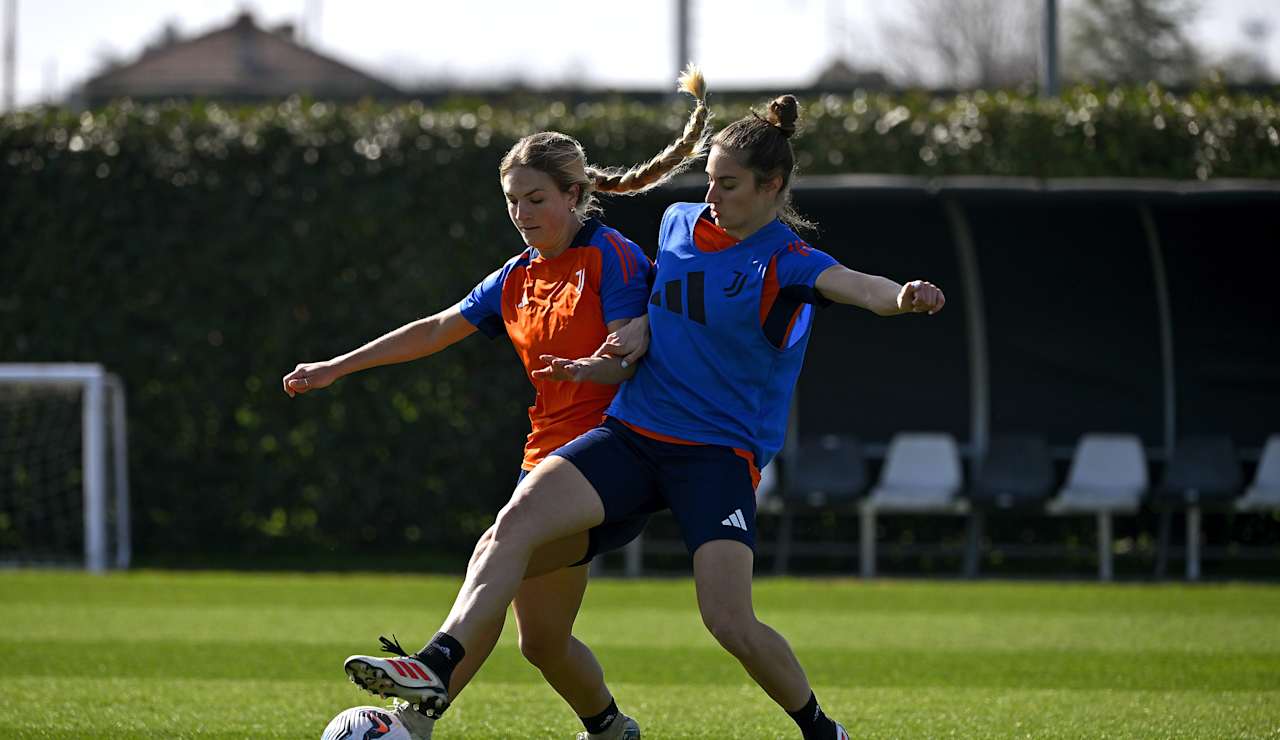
[
  {"x1": 604, "y1": 231, "x2": 634, "y2": 284},
  {"x1": 620, "y1": 233, "x2": 639, "y2": 278}
]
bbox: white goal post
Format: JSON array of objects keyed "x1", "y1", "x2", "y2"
[{"x1": 0, "y1": 364, "x2": 130, "y2": 572}]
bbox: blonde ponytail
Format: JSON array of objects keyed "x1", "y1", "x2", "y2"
[
  {"x1": 586, "y1": 64, "x2": 711, "y2": 196},
  {"x1": 499, "y1": 66, "x2": 711, "y2": 220}
]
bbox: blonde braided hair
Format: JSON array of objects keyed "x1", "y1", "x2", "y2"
[
  {"x1": 499, "y1": 65, "x2": 710, "y2": 219},
  {"x1": 587, "y1": 64, "x2": 710, "y2": 196}
]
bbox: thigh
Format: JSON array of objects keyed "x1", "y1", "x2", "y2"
[
  {"x1": 571, "y1": 514, "x2": 650, "y2": 567},
  {"x1": 499, "y1": 468, "x2": 592, "y2": 578},
  {"x1": 692, "y1": 539, "x2": 756, "y2": 619},
  {"x1": 661, "y1": 446, "x2": 759, "y2": 555},
  {"x1": 513, "y1": 562, "x2": 591, "y2": 643},
  {"x1": 552, "y1": 419, "x2": 664, "y2": 524},
  {"x1": 500, "y1": 455, "x2": 608, "y2": 544},
  {"x1": 526, "y1": 532, "x2": 590, "y2": 579}
]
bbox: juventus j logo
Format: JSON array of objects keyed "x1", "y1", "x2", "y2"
[
  {"x1": 724, "y1": 271, "x2": 747, "y2": 297},
  {"x1": 574, "y1": 268, "x2": 585, "y2": 292}
]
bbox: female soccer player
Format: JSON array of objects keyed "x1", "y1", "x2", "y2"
[
  {"x1": 286, "y1": 69, "x2": 710, "y2": 740},
  {"x1": 346, "y1": 95, "x2": 945, "y2": 739}
]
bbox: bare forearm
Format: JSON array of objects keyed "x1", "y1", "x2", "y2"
[
  {"x1": 332, "y1": 308, "x2": 474, "y2": 378},
  {"x1": 586, "y1": 316, "x2": 645, "y2": 381},
  {"x1": 859, "y1": 275, "x2": 907, "y2": 316},
  {"x1": 332, "y1": 321, "x2": 430, "y2": 376},
  {"x1": 816, "y1": 265, "x2": 903, "y2": 316},
  {"x1": 532, "y1": 317, "x2": 646, "y2": 385},
  {"x1": 571, "y1": 355, "x2": 637, "y2": 385}
]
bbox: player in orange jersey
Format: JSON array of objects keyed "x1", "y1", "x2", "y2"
[{"x1": 285, "y1": 68, "x2": 710, "y2": 740}]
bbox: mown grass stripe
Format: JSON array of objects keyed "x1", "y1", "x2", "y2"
[
  {"x1": 4, "y1": 572, "x2": 1280, "y2": 613},
  {"x1": 1, "y1": 572, "x2": 1277, "y2": 738},
  {"x1": 5, "y1": 604, "x2": 1279, "y2": 654},
  {"x1": 2, "y1": 639, "x2": 1276, "y2": 691},
  {"x1": 0, "y1": 679, "x2": 1276, "y2": 739}
]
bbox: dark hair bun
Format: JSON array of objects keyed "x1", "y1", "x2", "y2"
[{"x1": 766, "y1": 95, "x2": 799, "y2": 138}]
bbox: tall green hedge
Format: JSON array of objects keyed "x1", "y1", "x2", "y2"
[
  {"x1": 795, "y1": 85, "x2": 1279, "y2": 178},
  {"x1": 2, "y1": 86, "x2": 1277, "y2": 565}
]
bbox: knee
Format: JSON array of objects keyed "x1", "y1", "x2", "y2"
[
  {"x1": 468, "y1": 527, "x2": 496, "y2": 568},
  {"x1": 486, "y1": 501, "x2": 532, "y2": 547},
  {"x1": 701, "y1": 609, "x2": 758, "y2": 659},
  {"x1": 491, "y1": 492, "x2": 540, "y2": 546},
  {"x1": 517, "y1": 629, "x2": 569, "y2": 669}
]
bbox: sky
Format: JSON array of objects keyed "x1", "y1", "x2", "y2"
[{"x1": 5, "y1": 0, "x2": 1280, "y2": 108}]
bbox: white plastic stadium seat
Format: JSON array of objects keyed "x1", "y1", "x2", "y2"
[
  {"x1": 859, "y1": 433, "x2": 966, "y2": 578},
  {"x1": 1236, "y1": 434, "x2": 1280, "y2": 512},
  {"x1": 1047, "y1": 433, "x2": 1148, "y2": 581}
]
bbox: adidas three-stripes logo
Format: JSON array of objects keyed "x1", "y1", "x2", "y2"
[
  {"x1": 721, "y1": 508, "x2": 748, "y2": 531},
  {"x1": 386, "y1": 658, "x2": 435, "y2": 684}
]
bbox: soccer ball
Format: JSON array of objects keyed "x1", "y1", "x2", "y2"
[{"x1": 321, "y1": 706, "x2": 415, "y2": 740}]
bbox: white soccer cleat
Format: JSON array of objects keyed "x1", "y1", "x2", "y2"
[
  {"x1": 575, "y1": 713, "x2": 641, "y2": 740},
  {"x1": 344, "y1": 636, "x2": 450, "y2": 719}
]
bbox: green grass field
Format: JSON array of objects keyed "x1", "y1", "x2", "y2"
[{"x1": 2, "y1": 571, "x2": 1279, "y2": 738}]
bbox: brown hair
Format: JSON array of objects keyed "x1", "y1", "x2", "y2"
[
  {"x1": 499, "y1": 65, "x2": 710, "y2": 219},
  {"x1": 711, "y1": 94, "x2": 815, "y2": 233}
]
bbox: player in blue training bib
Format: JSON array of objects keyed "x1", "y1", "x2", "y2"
[
  {"x1": 606, "y1": 199, "x2": 838, "y2": 470},
  {"x1": 409, "y1": 94, "x2": 944, "y2": 740},
  {"x1": 306, "y1": 67, "x2": 714, "y2": 740}
]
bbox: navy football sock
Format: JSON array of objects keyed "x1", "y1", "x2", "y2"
[
  {"x1": 580, "y1": 698, "x2": 620, "y2": 735},
  {"x1": 414, "y1": 632, "x2": 465, "y2": 689},
  {"x1": 787, "y1": 692, "x2": 838, "y2": 740}
]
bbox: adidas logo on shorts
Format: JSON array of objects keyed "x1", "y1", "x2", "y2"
[{"x1": 720, "y1": 508, "x2": 748, "y2": 531}]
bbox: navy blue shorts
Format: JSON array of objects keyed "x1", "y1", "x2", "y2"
[
  {"x1": 551, "y1": 417, "x2": 758, "y2": 554},
  {"x1": 517, "y1": 468, "x2": 649, "y2": 566}
]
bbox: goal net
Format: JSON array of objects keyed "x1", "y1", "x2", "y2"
[{"x1": 0, "y1": 364, "x2": 130, "y2": 571}]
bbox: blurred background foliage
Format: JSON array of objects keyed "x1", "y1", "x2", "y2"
[{"x1": 1, "y1": 86, "x2": 1278, "y2": 566}]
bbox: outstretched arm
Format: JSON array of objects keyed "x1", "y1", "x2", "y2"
[
  {"x1": 532, "y1": 318, "x2": 641, "y2": 385},
  {"x1": 282, "y1": 304, "x2": 478, "y2": 397},
  {"x1": 814, "y1": 265, "x2": 945, "y2": 316}
]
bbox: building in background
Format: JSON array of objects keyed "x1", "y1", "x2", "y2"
[{"x1": 76, "y1": 11, "x2": 399, "y2": 108}]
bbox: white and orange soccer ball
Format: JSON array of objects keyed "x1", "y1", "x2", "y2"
[{"x1": 320, "y1": 706, "x2": 415, "y2": 740}]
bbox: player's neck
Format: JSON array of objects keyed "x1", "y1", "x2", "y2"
[
  {"x1": 536, "y1": 219, "x2": 581, "y2": 260},
  {"x1": 724, "y1": 210, "x2": 778, "y2": 241}
]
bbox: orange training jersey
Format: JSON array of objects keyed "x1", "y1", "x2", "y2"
[{"x1": 458, "y1": 219, "x2": 653, "y2": 470}]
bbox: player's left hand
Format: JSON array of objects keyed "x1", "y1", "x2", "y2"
[
  {"x1": 898, "y1": 280, "x2": 945, "y2": 315},
  {"x1": 532, "y1": 354, "x2": 596, "y2": 382}
]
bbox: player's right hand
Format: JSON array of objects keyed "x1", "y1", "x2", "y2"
[
  {"x1": 532, "y1": 354, "x2": 595, "y2": 383},
  {"x1": 282, "y1": 361, "x2": 339, "y2": 397},
  {"x1": 897, "y1": 280, "x2": 945, "y2": 315},
  {"x1": 597, "y1": 315, "x2": 650, "y2": 368}
]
